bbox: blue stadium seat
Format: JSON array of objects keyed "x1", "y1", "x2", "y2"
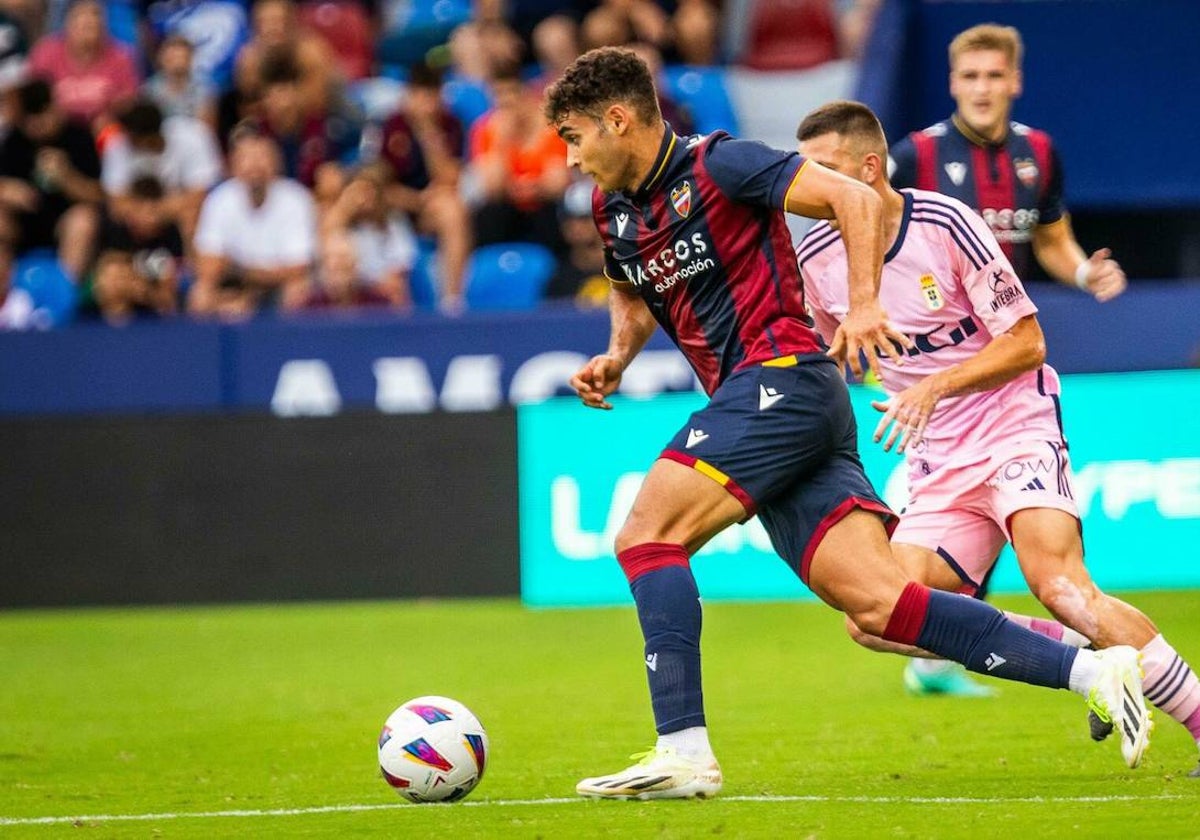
[
  {"x1": 376, "y1": 0, "x2": 471, "y2": 68},
  {"x1": 12, "y1": 250, "x2": 78, "y2": 328},
  {"x1": 661, "y1": 66, "x2": 741, "y2": 136},
  {"x1": 372, "y1": 69, "x2": 489, "y2": 138},
  {"x1": 464, "y1": 243, "x2": 556, "y2": 311},
  {"x1": 104, "y1": 0, "x2": 141, "y2": 51},
  {"x1": 442, "y1": 75, "x2": 492, "y2": 132}
]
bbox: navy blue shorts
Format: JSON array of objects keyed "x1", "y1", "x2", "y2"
[{"x1": 661, "y1": 357, "x2": 896, "y2": 584}]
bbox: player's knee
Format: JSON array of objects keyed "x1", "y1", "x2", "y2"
[
  {"x1": 614, "y1": 527, "x2": 672, "y2": 556},
  {"x1": 613, "y1": 522, "x2": 653, "y2": 556},
  {"x1": 613, "y1": 503, "x2": 674, "y2": 554}
]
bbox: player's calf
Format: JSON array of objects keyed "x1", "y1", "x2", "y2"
[{"x1": 881, "y1": 582, "x2": 1153, "y2": 767}]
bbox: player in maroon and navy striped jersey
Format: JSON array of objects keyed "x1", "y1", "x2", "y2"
[
  {"x1": 544, "y1": 46, "x2": 1152, "y2": 801},
  {"x1": 890, "y1": 24, "x2": 1126, "y2": 302}
]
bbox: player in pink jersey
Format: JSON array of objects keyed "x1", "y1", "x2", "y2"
[{"x1": 797, "y1": 101, "x2": 1200, "y2": 776}]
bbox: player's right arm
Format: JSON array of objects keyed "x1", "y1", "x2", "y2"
[{"x1": 570, "y1": 283, "x2": 657, "y2": 410}]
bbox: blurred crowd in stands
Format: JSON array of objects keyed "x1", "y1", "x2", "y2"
[{"x1": 0, "y1": 0, "x2": 879, "y2": 328}]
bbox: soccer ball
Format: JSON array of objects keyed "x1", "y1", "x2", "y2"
[{"x1": 378, "y1": 696, "x2": 488, "y2": 803}]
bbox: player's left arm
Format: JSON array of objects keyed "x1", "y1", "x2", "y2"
[
  {"x1": 1032, "y1": 216, "x2": 1126, "y2": 302},
  {"x1": 871, "y1": 315, "x2": 1045, "y2": 452},
  {"x1": 1030, "y1": 145, "x2": 1125, "y2": 301}
]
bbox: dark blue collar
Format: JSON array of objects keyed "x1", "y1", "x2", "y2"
[{"x1": 627, "y1": 125, "x2": 677, "y2": 200}]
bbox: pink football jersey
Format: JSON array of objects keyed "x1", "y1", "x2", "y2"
[{"x1": 798, "y1": 189, "x2": 1064, "y2": 478}]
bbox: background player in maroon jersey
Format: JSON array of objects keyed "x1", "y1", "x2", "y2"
[
  {"x1": 543, "y1": 47, "x2": 1151, "y2": 801},
  {"x1": 890, "y1": 24, "x2": 1126, "y2": 303}
]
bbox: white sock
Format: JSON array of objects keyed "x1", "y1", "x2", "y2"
[
  {"x1": 1062, "y1": 627, "x2": 1092, "y2": 648},
  {"x1": 1068, "y1": 649, "x2": 1103, "y2": 696},
  {"x1": 658, "y1": 726, "x2": 713, "y2": 760}
]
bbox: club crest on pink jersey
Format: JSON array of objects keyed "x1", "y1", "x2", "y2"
[
  {"x1": 1014, "y1": 158, "x2": 1039, "y2": 188},
  {"x1": 671, "y1": 181, "x2": 693, "y2": 218},
  {"x1": 919, "y1": 274, "x2": 944, "y2": 310}
]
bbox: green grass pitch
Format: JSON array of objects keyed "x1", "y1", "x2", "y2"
[{"x1": 2, "y1": 592, "x2": 1198, "y2": 838}]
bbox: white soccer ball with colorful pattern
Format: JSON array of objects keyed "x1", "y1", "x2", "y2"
[{"x1": 378, "y1": 696, "x2": 488, "y2": 803}]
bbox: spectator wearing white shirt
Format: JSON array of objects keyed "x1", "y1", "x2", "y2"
[
  {"x1": 102, "y1": 98, "x2": 223, "y2": 245},
  {"x1": 321, "y1": 164, "x2": 415, "y2": 310},
  {"x1": 189, "y1": 125, "x2": 314, "y2": 317}
]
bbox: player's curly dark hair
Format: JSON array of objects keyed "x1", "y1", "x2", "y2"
[{"x1": 543, "y1": 47, "x2": 661, "y2": 127}]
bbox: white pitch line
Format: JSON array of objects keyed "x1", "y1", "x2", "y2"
[{"x1": 0, "y1": 793, "x2": 1189, "y2": 826}]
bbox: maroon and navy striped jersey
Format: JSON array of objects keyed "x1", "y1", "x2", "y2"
[
  {"x1": 889, "y1": 116, "x2": 1066, "y2": 281},
  {"x1": 595, "y1": 130, "x2": 824, "y2": 395}
]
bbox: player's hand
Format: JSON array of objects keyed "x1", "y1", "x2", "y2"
[
  {"x1": 1080, "y1": 248, "x2": 1126, "y2": 302},
  {"x1": 569, "y1": 353, "x2": 624, "y2": 410},
  {"x1": 827, "y1": 300, "x2": 913, "y2": 379},
  {"x1": 871, "y1": 376, "x2": 944, "y2": 454}
]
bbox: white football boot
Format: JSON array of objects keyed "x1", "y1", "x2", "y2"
[
  {"x1": 576, "y1": 745, "x2": 723, "y2": 800},
  {"x1": 1085, "y1": 645, "x2": 1153, "y2": 768}
]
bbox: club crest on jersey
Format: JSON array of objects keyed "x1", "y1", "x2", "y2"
[
  {"x1": 919, "y1": 274, "x2": 944, "y2": 310},
  {"x1": 670, "y1": 181, "x2": 693, "y2": 218},
  {"x1": 1014, "y1": 158, "x2": 1039, "y2": 188},
  {"x1": 944, "y1": 162, "x2": 967, "y2": 186}
]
